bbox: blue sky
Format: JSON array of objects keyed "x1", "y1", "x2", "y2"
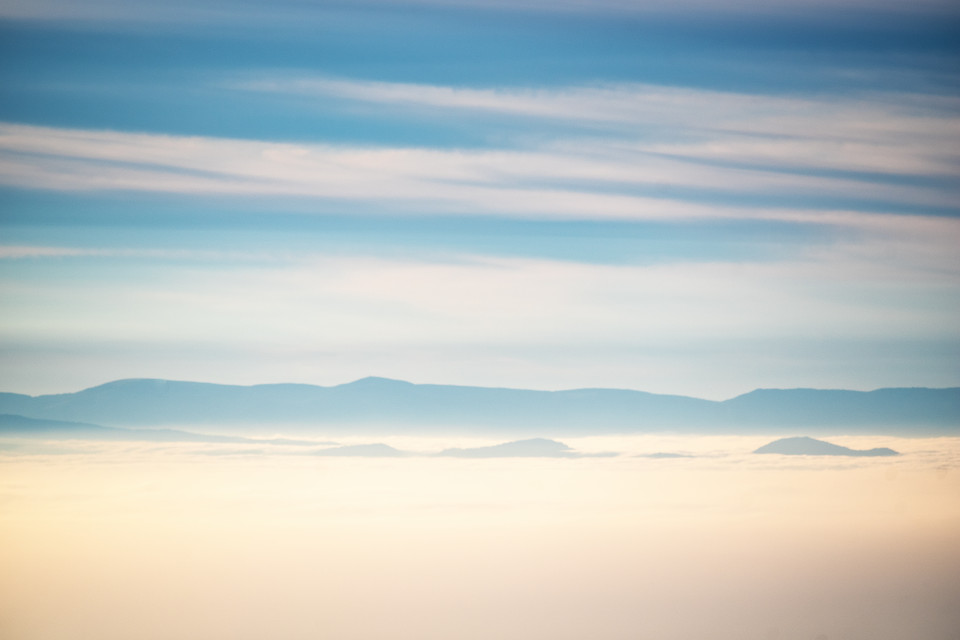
[{"x1": 1, "y1": 0, "x2": 959, "y2": 398}]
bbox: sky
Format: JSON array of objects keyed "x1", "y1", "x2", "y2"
[{"x1": 1, "y1": 0, "x2": 959, "y2": 398}]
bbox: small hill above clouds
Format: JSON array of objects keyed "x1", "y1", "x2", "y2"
[
  {"x1": 437, "y1": 438, "x2": 609, "y2": 458},
  {"x1": 438, "y1": 438, "x2": 573, "y2": 458},
  {"x1": 754, "y1": 436, "x2": 899, "y2": 457},
  {"x1": 311, "y1": 443, "x2": 408, "y2": 457}
]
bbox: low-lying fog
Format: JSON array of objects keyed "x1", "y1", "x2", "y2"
[{"x1": 2, "y1": 434, "x2": 958, "y2": 640}]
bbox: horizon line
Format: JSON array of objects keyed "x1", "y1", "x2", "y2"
[{"x1": 7, "y1": 375, "x2": 958, "y2": 403}]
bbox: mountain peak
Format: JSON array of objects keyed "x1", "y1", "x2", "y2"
[{"x1": 339, "y1": 376, "x2": 413, "y2": 388}]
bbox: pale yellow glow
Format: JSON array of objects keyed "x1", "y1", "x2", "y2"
[{"x1": 1, "y1": 435, "x2": 958, "y2": 639}]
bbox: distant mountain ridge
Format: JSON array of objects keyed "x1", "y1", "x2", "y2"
[
  {"x1": 0, "y1": 413, "x2": 320, "y2": 445},
  {"x1": 0, "y1": 378, "x2": 957, "y2": 435}
]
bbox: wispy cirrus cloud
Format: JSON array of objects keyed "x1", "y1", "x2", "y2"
[
  {"x1": 237, "y1": 77, "x2": 960, "y2": 177},
  {"x1": 1, "y1": 109, "x2": 957, "y2": 227},
  {"x1": 7, "y1": 77, "x2": 955, "y2": 228}
]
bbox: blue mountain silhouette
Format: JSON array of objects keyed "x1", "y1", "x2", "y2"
[
  {"x1": 0, "y1": 378, "x2": 956, "y2": 434},
  {"x1": 754, "y1": 436, "x2": 898, "y2": 456}
]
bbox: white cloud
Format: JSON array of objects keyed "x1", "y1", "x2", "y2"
[
  {"x1": 4, "y1": 77, "x2": 957, "y2": 226},
  {"x1": 240, "y1": 77, "x2": 960, "y2": 178},
  {"x1": 1, "y1": 112, "x2": 956, "y2": 225}
]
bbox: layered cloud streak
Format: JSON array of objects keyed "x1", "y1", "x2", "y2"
[{"x1": 3, "y1": 79, "x2": 958, "y2": 223}]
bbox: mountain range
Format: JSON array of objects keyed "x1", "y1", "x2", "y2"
[
  {"x1": 0, "y1": 413, "x2": 322, "y2": 445},
  {"x1": 1, "y1": 377, "x2": 957, "y2": 435}
]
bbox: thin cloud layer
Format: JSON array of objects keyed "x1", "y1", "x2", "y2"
[
  {"x1": 239, "y1": 77, "x2": 960, "y2": 175},
  {"x1": 3, "y1": 244, "x2": 957, "y2": 397}
]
